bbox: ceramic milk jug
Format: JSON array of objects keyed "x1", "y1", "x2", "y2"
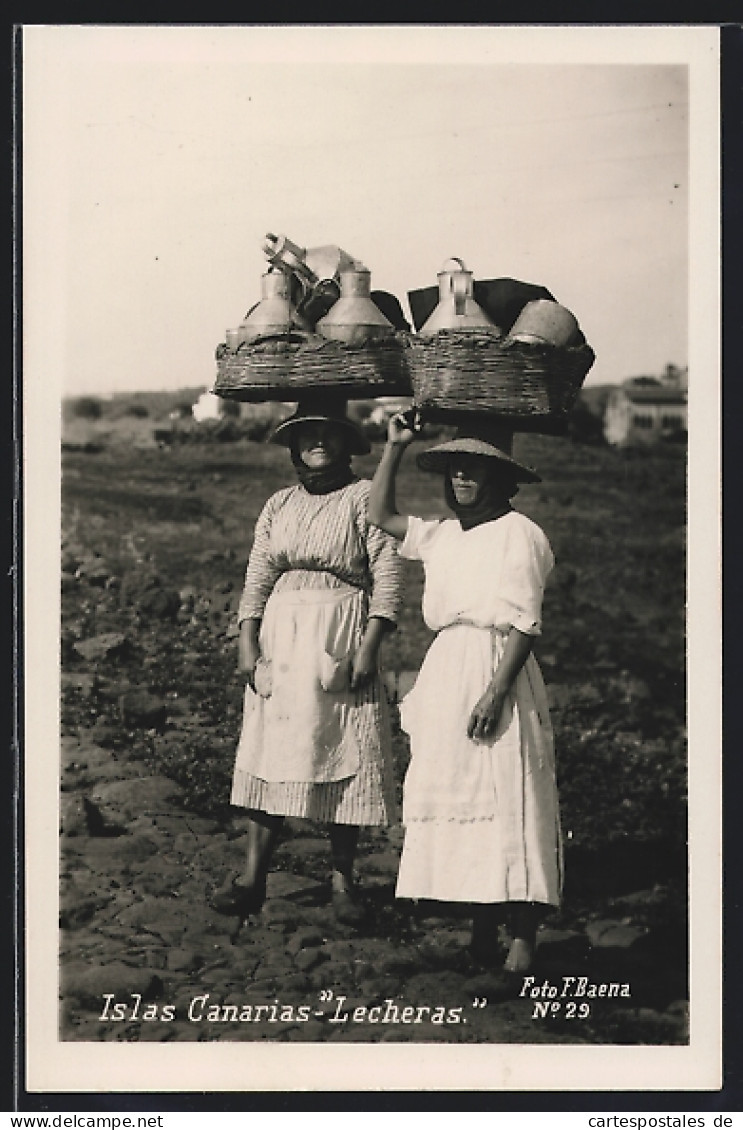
[
  {"x1": 419, "y1": 258, "x2": 498, "y2": 336},
  {"x1": 506, "y1": 299, "x2": 580, "y2": 348}
]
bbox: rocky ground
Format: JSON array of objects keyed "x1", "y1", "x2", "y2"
[
  {"x1": 58, "y1": 439, "x2": 689, "y2": 1047},
  {"x1": 60, "y1": 703, "x2": 688, "y2": 1047}
]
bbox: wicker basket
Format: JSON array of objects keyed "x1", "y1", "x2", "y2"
[
  {"x1": 406, "y1": 329, "x2": 595, "y2": 432},
  {"x1": 213, "y1": 331, "x2": 412, "y2": 402}
]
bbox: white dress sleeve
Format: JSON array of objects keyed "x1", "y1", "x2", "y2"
[
  {"x1": 496, "y1": 519, "x2": 555, "y2": 636},
  {"x1": 399, "y1": 515, "x2": 443, "y2": 562}
]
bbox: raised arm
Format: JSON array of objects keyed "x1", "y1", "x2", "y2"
[{"x1": 368, "y1": 413, "x2": 418, "y2": 541}]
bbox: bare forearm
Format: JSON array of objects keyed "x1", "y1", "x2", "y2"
[
  {"x1": 467, "y1": 628, "x2": 534, "y2": 742},
  {"x1": 359, "y1": 615, "x2": 392, "y2": 655},
  {"x1": 238, "y1": 617, "x2": 261, "y2": 673},
  {"x1": 489, "y1": 628, "x2": 533, "y2": 695},
  {"x1": 369, "y1": 442, "x2": 409, "y2": 539}
]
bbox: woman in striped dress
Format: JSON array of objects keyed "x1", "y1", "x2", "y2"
[{"x1": 211, "y1": 394, "x2": 404, "y2": 927}]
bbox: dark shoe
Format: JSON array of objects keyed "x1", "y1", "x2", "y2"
[
  {"x1": 210, "y1": 873, "x2": 266, "y2": 919},
  {"x1": 331, "y1": 887, "x2": 367, "y2": 927}
]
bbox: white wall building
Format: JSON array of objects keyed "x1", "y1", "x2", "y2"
[{"x1": 604, "y1": 373, "x2": 688, "y2": 447}]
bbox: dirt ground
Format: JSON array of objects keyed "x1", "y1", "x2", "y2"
[{"x1": 59, "y1": 429, "x2": 688, "y2": 1045}]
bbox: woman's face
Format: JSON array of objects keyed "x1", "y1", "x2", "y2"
[
  {"x1": 296, "y1": 420, "x2": 347, "y2": 469},
  {"x1": 447, "y1": 455, "x2": 491, "y2": 506}
]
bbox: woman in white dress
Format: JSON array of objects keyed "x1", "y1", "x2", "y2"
[
  {"x1": 369, "y1": 413, "x2": 562, "y2": 974},
  {"x1": 211, "y1": 394, "x2": 403, "y2": 928}
]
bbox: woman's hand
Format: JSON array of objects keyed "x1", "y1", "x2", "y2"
[
  {"x1": 349, "y1": 639, "x2": 378, "y2": 691},
  {"x1": 387, "y1": 410, "x2": 421, "y2": 448},
  {"x1": 238, "y1": 620, "x2": 261, "y2": 693},
  {"x1": 467, "y1": 684, "x2": 507, "y2": 743},
  {"x1": 467, "y1": 629, "x2": 533, "y2": 742}
]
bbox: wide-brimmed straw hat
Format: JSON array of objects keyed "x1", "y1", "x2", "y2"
[
  {"x1": 416, "y1": 423, "x2": 541, "y2": 483},
  {"x1": 269, "y1": 393, "x2": 371, "y2": 456}
]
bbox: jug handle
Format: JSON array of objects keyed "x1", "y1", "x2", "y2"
[{"x1": 451, "y1": 271, "x2": 468, "y2": 316}]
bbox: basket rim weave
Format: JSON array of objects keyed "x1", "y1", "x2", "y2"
[
  {"x1": 407, "y1": 332, "x2": 595, "y2": 423},
  {"x1": 213, "y1": 330, "x2": 413, "y2": 402}
]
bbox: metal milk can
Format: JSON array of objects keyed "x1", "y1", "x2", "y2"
[
  {"x1": 236, "y1": 268, "x2": 310, "y2": 344},
  {"x1": 419, "y1": 258, "x2": 499, "y2": 336},
  {"x1": 316, "y1": 265, "x2": 395, "y2": 346}
]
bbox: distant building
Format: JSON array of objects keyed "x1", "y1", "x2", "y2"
[
  {"x1": 604, "y1": 369, "x2": 688, "y2": 446},
  {"x1": 192, "y1": 388, "x2": 224, "y2": 423}
]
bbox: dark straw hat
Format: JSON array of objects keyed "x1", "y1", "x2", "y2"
[
  {"x1": 416, "y1": 420, "x2": 541, "y2": 483},
  {"x1": 269, "y1": 393, "x2": 371, "y2": 456}
]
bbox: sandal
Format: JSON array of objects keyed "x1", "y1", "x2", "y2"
[{"x1": 210, "y1": 873, "x2": 267, "y2": 920}]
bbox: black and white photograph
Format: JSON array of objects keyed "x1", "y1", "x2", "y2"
[{"x1": 21, "y1": 23, "x2": 722, "y2": 1097}]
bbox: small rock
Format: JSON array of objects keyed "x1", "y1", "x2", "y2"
[
  {"x1": 138, "y1": 588, "x2": 182, "y2": 621},
  {"x1": 62, "y1": 962, "x2": 164, "y2": 1009},
  {"x1": 355, "y1": 974, "x2": 403, "y2": 1001},
  {"x1": 374, "y1": 952, "x2": 422, "y2": 978},
  {"x1": 59, "y1": 886, "x2": 114, "y2": 930},
  {"x1": 87, "y1": 722, "x2": 121, "y2": 746},
  {"x1": 321, "y1": 939, "x2": 359, "y2": 963},
  {"x1": 266, "y1": 871, "x2": 326, "y2": 903},
  {"x1": 361, "y1": 850, "x2": 400, "y2": 876},
  {"x1": 91, "y1": 775, "x2": 183, "y2": 819},
  {"x1": 60, "y1": 796, "x2": 89, "y2": 837},
  {"x1": 61, "y1": 544, "x2": 86, "y2": 573},
  {"x1": 586, "y1": 919, "x2": 646, "y2": 949},
  {"x1": 260, "y1": 900, "x2": 301, "y2": 931},
  {"x1": 116, "y1": 896, "x2": 194, "y2": 942},
  {"x1": 119, "y1": 691, "x2": 168, "y2": 730},
  {"x1": 78, "y1": 833, "x2": 159, "y2": 870},
  {"x1": 82, "y1": 797, "x2": 127, "y2": 837},
  {"x1": 179, "y1": 586, "x2": 197, "y2": 609},
  {"x1": 74, "y1": 632, "x2": 130, "y2": 662},
  {"x1": 165, "y1": 696, "x2": 192, "y2": 718},
  {"x1": 294, "y1": 947, "x2": 326, "y2": 973},
  {"x1": 252, "y1": 951, "x2": 297, "y2": 981},
  {"x1": 286, "y1": 927, "x2": 325, "y2": 954},
  {"x1": 120, "y1": 573, "x2": 181, "y2": 621},
  {"x1": 75, "y1": 558, "x2": 113, "y2": 585},
  {"x1": 166, "y1": 948, "x2": 203, "y2": 974},
  {"x1": 416, "y1": 936, "x2": 465, "y2": 967},
  {"x1": 197, "y1": 549, "x2": 224, "y2": 565}
]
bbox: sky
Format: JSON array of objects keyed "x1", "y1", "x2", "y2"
[{"x1": 23, "y1": 25, "x2": 719, "y2": 397}]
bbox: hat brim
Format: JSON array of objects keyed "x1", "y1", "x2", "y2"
[
  {"x1": 270, "y1": 414, "x2": 371, "y2": 456},
  {"x1": 416, "y1": 438, "x2": 541, "y2": 483}
]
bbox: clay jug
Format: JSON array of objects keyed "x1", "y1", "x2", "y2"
[
  {"x1": 507, "y1": 299, "x2": 579, "y2": 347},
  {"x1": 317, "y1": 266, "x2": 395, "y2": 346},
  {"x1": 419, "y1": 258, "x2": 498, "y2": 336}
]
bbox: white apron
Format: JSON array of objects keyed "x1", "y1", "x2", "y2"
[
  {"x1": 234, "y1": 582, "x2": 366, "y2": 784},
  {"x1": 396, "y1": 622, "x2": 562, "y2": 905}
]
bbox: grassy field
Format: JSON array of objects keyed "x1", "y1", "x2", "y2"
[{"x1": 61, "y1": 425, "x2": 687, "y2": 909}]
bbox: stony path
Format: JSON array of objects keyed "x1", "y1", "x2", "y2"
[{"x1": 60, "y1": 733, "x2": 688, "y2": 1046}]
